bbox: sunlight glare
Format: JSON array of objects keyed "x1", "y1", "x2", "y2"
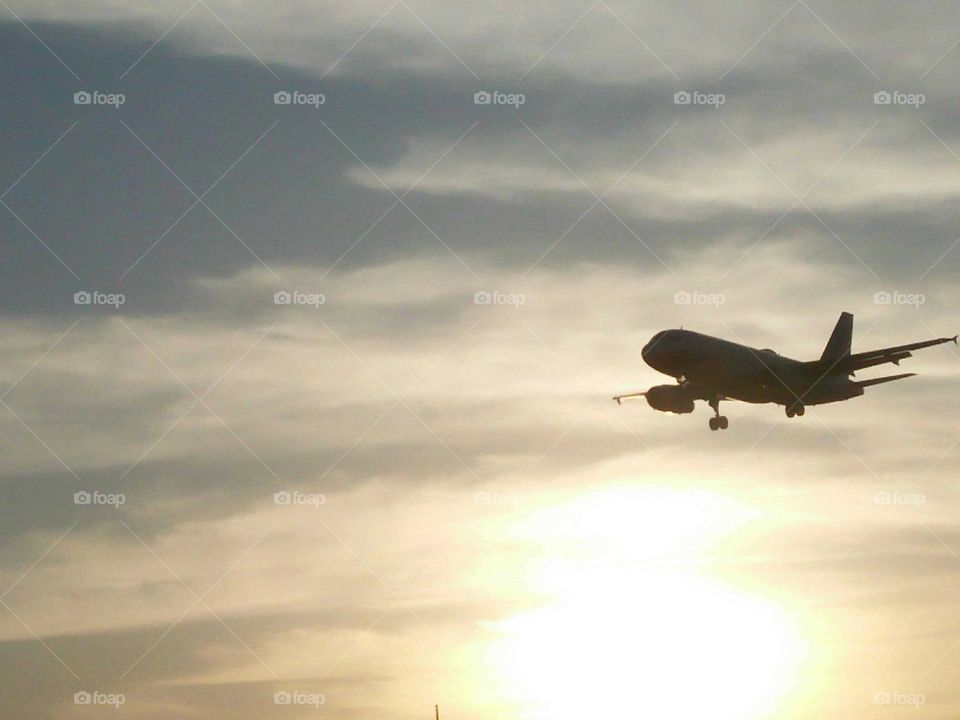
[{"x1": 485, "y1": 486, "x2": 806, "y2": 720}]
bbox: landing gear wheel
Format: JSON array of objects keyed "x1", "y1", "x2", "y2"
[
  {"x1": 796, "y1": 405, "x2": 805, "y2": 416},
  {"x1": 786, "y1": 402, "x2": 805, "y2": 418},
  {"x1": 708, "y1": 396, "x2": 728, "y2": 430}
]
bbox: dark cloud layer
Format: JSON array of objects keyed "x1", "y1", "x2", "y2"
[{"x1": 4, "y1": 19, "x2": 960, "y2": 318}]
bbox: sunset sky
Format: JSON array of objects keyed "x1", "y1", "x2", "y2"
[{"x1": 1, "y1": 1, "x2": 959, "y2": 718}]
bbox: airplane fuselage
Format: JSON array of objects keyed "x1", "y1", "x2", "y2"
[
  {"x1": 617, "y1": 314, "x2": 954, "y2": 430},
  {"x1": 641, "y1": 329, "x2": 863, "y2": 406}
]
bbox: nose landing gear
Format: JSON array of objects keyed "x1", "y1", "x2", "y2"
[
  {"x1": 708, "y1": 415, "x2": 729, "y2": 431},
  {"x1": 708, "y1": 396, "x2": 729, "y2": 431},
  {"x1": 785, "y1": 401, "x2": 805, "y2": 418}
]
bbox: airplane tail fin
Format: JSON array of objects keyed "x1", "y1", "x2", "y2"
[{"x1": 821, "y1": 311, "x2": 854, "y2": 364}]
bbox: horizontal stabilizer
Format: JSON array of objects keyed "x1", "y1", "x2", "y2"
[{"x1": 855, "y1": 372, "x2": 916, "y2": 388}]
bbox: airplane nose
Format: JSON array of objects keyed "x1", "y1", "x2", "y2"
[
  {"x1": 641, "y1": 340, "x2": 652, "y2": 362},
  {"x1": 642, "y1": 332, "x2": 670, "y2": 369},
  {"x1": 641, "y1": 337, "x2": 659, "y2": 364}
]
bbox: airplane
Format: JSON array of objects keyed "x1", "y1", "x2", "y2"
[{"x1": 613, "y1": 312, "x2": 956, "y2": 431}]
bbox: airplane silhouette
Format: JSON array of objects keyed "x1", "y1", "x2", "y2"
[{"x1": 613, "y1": 312, "x2": 957, "y2": 431}]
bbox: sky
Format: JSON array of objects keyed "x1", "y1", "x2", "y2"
[{"x1": 1, "y1": 1, "x2": 959, "y2": 718}]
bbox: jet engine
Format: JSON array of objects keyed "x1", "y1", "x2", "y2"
[{"x1": 645, "y1": 384, "x2": 696, "y2": 414}]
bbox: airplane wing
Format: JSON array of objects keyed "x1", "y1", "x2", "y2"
[
  {"x1": 612, "y1": 391, "x2": 647, "y2": 405},
  {"x1": 847, "y1": 334, "x2": 957, "y2": 373},
  {"x1": 612, "y1": 386, "x2": 734, "y2": 405}
]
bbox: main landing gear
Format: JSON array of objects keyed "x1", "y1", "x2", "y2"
[
  {"x1": 785, "y1": 401, "x2": 805, "y2": 418},
  {"x1": 708, "y1": 396, "x2": 729, "y2": 431}
]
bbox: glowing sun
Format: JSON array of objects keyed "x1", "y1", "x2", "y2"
[{"x1": 485, "y1": 486, "x2": 806, "y2": 720}]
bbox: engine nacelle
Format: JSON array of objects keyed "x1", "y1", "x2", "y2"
[{"x1": 645, "y1": 384, "x2": 696, "y2": 414}]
